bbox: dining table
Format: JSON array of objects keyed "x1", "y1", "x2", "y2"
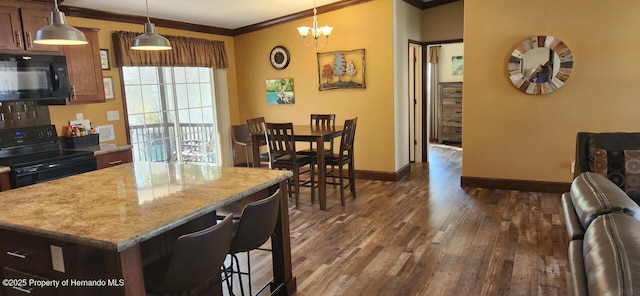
[{"x1": 252, "y1": 124, "x2": 343, "y2": 210}]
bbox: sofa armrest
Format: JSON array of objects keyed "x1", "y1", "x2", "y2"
[
  {"x1": 562, "y1": 193, "x2": 584, "y2": 241},
  {"x1": 570, "y1": 172, "x2": 640, "y2": 229},
  {"x1": 567, "y1": 240, "x2": 588, "y2": 296}
]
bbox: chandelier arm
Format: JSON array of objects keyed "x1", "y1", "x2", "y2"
[{"x1": 302, "y1": 36, "x2": 314, "y2": 47}]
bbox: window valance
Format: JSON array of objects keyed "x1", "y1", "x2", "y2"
[{"x1": 112, "y1": 31, "x2": 228, "y2": 68}]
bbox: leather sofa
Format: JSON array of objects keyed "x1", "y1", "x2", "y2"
[{"x1": 562, "y1": 172, "x2": 640, "y2": 295}]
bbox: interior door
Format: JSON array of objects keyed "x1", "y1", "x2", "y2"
[{"x1": 409, "y1": 42, "x2": 424, "y2": 163}]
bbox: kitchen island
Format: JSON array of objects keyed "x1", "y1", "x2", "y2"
[{"x1": 0, "y1": 162, "x2": 295, "y2": 295}]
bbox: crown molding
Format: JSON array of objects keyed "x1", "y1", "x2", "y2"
[
  {"x1": 59, "y1": 6, "x2": 234, "y2": 36},
  {"x1": 60, "y1": 0, "x2": 371, "y2": 37},
  {"x1": 233, "y1": 0, "x2": 371, "y2": 36},
  {"x1": 403, "y1": 0, "x2": 462, "y2": 10}
]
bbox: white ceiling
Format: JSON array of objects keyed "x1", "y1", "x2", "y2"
[{"x1": 61, "y1": 0, "x2": 347, "y2": 30}]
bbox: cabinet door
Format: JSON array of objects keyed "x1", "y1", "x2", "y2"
[
  {"x1": 64, "y1": 27, "x2": 105, "y2": 104},
  {"x1": 19, "y1": 7, "x2": 61, "y2": 52},
  {"x1": 0, "y1": 6, "x2": 23, "y2": 51}
]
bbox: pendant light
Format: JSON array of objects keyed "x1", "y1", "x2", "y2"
[
  {"x1": 34, "y1": 0, "x2": 88, "y2": 45},
  {"x1": 131, "y1": 0, "x2": 172, "y2": 51},
  {"x1": 296, "y1": 0, "x2": 333, "y2": 47}
]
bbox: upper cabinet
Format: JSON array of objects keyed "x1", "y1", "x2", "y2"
[
  {"x1": 63, "y1": 27, "x2": 105, "y2": 104},
  {"x1": 0, "y1": 3, "x2": 62, "y2": 53}
]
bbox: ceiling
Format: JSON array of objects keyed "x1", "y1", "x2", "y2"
[
  {"x1": 61, "y1": 0, "x2": 350, "y2": 30},
  {"x1": 59, "y1": 0, "x2": 442, "y2": 31}
]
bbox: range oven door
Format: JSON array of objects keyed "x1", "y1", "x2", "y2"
[{"x1": 11, "y1": 156, "x2": 97, "y2": 188}]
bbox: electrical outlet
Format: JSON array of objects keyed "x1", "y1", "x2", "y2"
[
  {"x1": 76, "y1": 113, "x2": 83, "y2": 121},
  {"x1": 107, "y1": 110, "x2": 119, "y2": 121},
  {"x1": 571, "y1": 161, "x2": 575, "y2": 174}
]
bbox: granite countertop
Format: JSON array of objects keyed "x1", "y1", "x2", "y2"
[{"x1": 0, "y1": 163, "x2": 292, "y2": 251}]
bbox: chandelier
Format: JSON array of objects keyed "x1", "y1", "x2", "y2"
[{"x1": 296, "y1": 0, "x2": 333, "y2": 47}]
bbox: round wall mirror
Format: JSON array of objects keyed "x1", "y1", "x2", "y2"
[{"x1": 508, "y1": 36, "x2": 573, "y2": 95}]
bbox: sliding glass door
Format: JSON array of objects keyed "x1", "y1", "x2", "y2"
[{"x1": 122, "y1": 66, "x2": 219, "y2": 165}]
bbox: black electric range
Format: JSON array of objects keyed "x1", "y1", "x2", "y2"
[{"x1": 0, "y1": 125, "x2": 97, "y2": 188}]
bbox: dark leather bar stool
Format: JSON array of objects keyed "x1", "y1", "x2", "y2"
[
  {"x1": 143, "y1": 214, "x2": 234, "y2": 296},
  {"x1": 226, "y1": 189, "x2": 284, "y2": 296}
]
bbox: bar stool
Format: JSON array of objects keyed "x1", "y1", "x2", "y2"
[
  {"x1": 298, "y1": 113, "x2": 336, "y2": 156},
  {"x1": 264, "y1": 122, "x2": 315, "y2": 207},
  {"x1": 325, "y1": 117, "x2": 358, "y2": 206},
  {"x1": 246, "y1": 117, "x2": 270, "y2": 167},
  {"x1": 231, "y1": 124, "x2": 252, "y2": 167},
  {"x1": 225, "y1": 189, "x2": 284, "y2": 296},
  {"x1": 143, "y1": 214, "x2": 234, "y2": 295}
]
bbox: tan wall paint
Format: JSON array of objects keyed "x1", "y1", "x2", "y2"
[
  {"x1": 421, "y1": 1, "x2": 463, "y2": 42},
  {"x1": 48, "y1": 17, "x2": 238, "y2": 146},
  {"x1": 463, "y1": 0, "x2": 640, "y2": 183},
  {"x1": 234, "y1": 0, "x2": 396, "y2": 172},
  {"x1": 393, "y1": 0, "x2": 423, "y2": 169}
]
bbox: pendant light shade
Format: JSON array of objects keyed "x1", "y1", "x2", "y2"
[
  {"x1": 34, "y1": 0, "x2": 87, "y2": 45},
  {"x1": 131, "y1": 0, "x2": 171, "y2": 51},
  {"x1": 131, "y1": 22, "x2": 171, "y2": 50}
]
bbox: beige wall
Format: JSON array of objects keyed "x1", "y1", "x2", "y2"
[
  {"x1": 421, "y1": 1, "x2": 463, "y2": 42},
  {"x1": 234, "y1": 0, "x2": 397, "y2": 173},
  {"x1": 463, "y1": 0, "x2": 640, "y2": 183},
  {"x1": 49, "y1": 17, "x2": 238, "y2": 147},
  {"x1": 393, "y1": 0, "x2": 423, "y2": 169}
]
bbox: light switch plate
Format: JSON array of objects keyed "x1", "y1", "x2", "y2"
[
  {"x1": 76, "y1": 113, "x2": 83, "y2": 121},
  {"x1": 107, "y1": 110, "x2": 120, "y2": 121}
]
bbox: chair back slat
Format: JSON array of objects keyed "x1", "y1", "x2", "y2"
[
  {"x1": 339, "y1": 118, "x2": 358, "y2": 155},
  {"x1": 310, "y1": 114, "x2": 336, "y2": 129},
  {"x1": 247, "y1": 117, "x2": 266, "y2": 135}
]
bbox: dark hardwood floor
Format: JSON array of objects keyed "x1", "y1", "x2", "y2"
[{"x1": 236, "y1": 144, "x2": 569, "y2": 296}]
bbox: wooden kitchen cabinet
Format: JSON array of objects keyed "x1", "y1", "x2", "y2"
[
  {"x1": 96, "y1": 149, "x2": 133, "y2": 170},
  {"x1": 0, "y1": 1, "x2": 62, "y2": 53},
  {"x1": 63, "y1": 27, "x2": 105, "y2": 104}
]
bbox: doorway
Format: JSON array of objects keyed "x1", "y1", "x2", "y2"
[
  {"x1": 425, "y1": 40, "x2": 463, "y2": 147},
  {"x1": 409, "y1": 42, "x2": 424, "y2": 163}
]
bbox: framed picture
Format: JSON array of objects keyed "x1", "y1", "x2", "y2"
[
  {"x1": 265, "y1": 78, "x2": 294, "y2": 105},
  {"x1": 103, "y1": 77, "x2": 114, "y2": 99},
  {"x1": 451, "y1": 56, "x2": 463, "y2": 75},
  {"x1": 100, "y1": 49, "x2": 110, "y2": 70},
  {"x1": 317, "y1": 49, "x2": 365, "y2": 91}
]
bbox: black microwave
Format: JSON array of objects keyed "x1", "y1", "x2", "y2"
[{"x1": 0, "y1": 54, "x2": 70, "y2": 102}]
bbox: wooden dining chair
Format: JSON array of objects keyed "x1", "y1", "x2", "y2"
[
  {"x1": 246, "y1": 117, "x2": 270, "y2": 167},
  {"x1": 299, "y1": 114, "x2": 337, "y2": 156},
  {"x1": 263, "y1": 122, "x2": 315, "y2": 208},
  {"x1": 325, "y1": 117, "x2": 358, "y2": 206}
]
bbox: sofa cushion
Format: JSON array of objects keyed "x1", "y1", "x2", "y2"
[
  {"x1": 590, "y1": 148, "x2": 640, "y2": 202},
  {"x1": 570, "y1": 172, "x2": 640, "y2": 230},
  {"x1": 583, "y1": 212, "x2": 640, "y2": 295}
]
